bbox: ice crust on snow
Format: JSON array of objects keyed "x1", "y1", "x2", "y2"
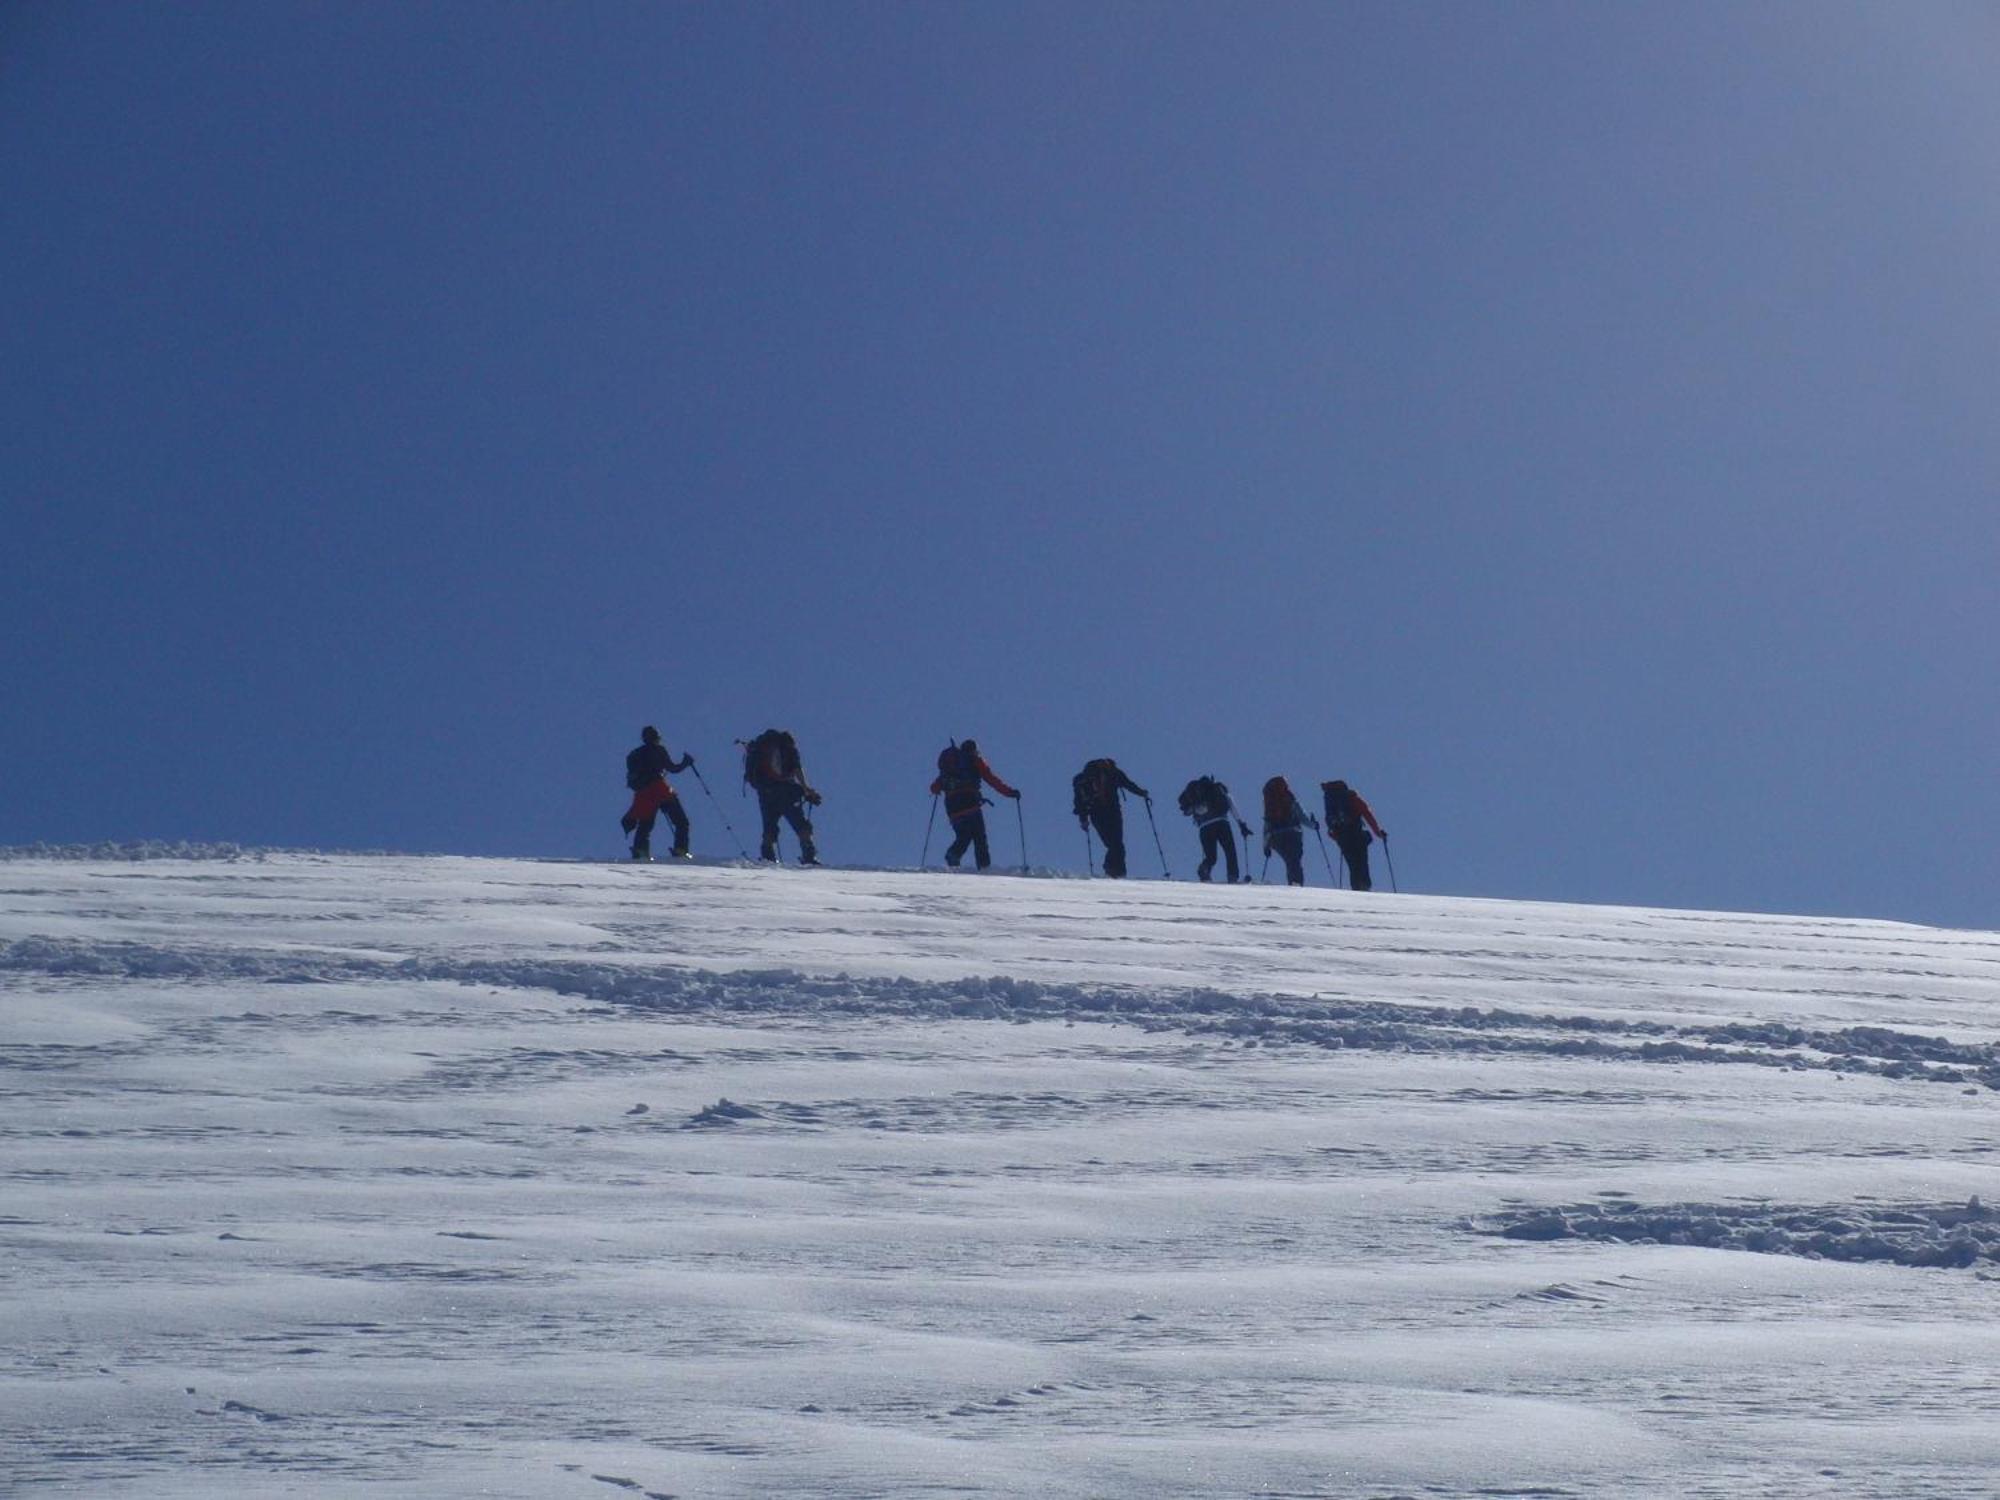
[{"x1": 1487, "y1": 1198, "x2": 2000, "y2": 1268}]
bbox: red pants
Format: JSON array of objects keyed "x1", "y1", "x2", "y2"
[
  {"x1": 622, "y1": 781, "x2": 688, "y2": 853},
  {"x1": 624, "y1": 782, "x2": 681, "y2": 824}
]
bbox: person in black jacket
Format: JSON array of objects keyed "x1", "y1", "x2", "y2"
[
  {"x1": 743, "y1": 728, "x2": 820, "y2": 866},
  {"x1": 1072, "y1": 757, "x2": 1149, "y2": 878},
  {"x1": 620, "y1": 726, "x2": 693, "y2": 861}
]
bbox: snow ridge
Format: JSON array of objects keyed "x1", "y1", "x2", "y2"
[
  {"x1": 0, "y1": 840, "x2": 284, "y2": 862},
  {"x1": 8, "y1": 933, "x2": 1998, "y2": 1091}
]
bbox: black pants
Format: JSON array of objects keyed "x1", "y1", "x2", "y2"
[
  {"x1": 1336, "y1": 830, "x2": 1372, "y2": 891},
  {"x1": 1268, "y1": 828, "x2": 1305, "y2": 886},
  {"x1": 1086, "y1": 803, "x2": 1127, "y2": 877},
  {"x1": 757, "y1": 784, "x2": 816, "y2": 863},
  {"x1": 1196, "y1": 822, "x2": 1240, "y2": 883},
  {"x1": 945, "y1": 812, "x2": 992, "y2": 870}
]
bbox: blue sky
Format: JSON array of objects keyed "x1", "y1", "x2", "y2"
[{"x1": 5, "y1": 2, "x2": 1995, "y2": 927}]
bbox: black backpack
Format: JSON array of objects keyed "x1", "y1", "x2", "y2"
[
  {"x1": 625, "y1": 745, "x2": 653, "y2": 791},
  {"x1": 1073, "y1": 758, "x2": 1117, "y2": 810},
  {"x1": 1323, "y1": 783, "x2": 1353, "y2": 828},
  {"x1": 744, "y1": 729, "x2": 799, "y2": 788},
  {"x1": 937, "y1": 742, "x2": 976, "y2": 788},
  {"x1": 1178, "y1": 775, "x2": 1223, "y2": 818},
  {"x1": 1322, "y1": 782, "x2": 1370, "y2": 842}
]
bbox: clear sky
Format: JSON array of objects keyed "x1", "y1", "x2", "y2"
[{"x1": 5, "y1": 2, "x2": 1996, "y2": 928}]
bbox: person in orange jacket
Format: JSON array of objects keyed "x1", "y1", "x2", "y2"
[
  {"x1": 930, "y1": 738, "x2": 1019, "y2": 870},
  {"x1": 1321, "y1": 779, "x2": 1387, "y2": 890}
]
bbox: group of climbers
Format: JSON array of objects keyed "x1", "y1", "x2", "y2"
[
  {"x1": 1252, "y1": 775, "x2": 1386, "y2": 888},
  {"x1": 617, "y1": 728, "x2": 1389, "y2": 888},
  {"x1": 1165, "y1": 772, "x2": 1385, "y2": 888},
  {"x1": 619, "y1": 725, "x2": 820, "y2": 866}
]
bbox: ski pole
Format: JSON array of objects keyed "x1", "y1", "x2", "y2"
[
  {"x1": 1310, "y1": 817, "x2": 1338, "y2": 885},
  {"x1": 1015, "y1": 794, "x2": 1029, "y2": 874},
  {"x1": 1083, "y1": 820, "x2": 1095, "y2": 876},
  {"x1": 1142, "y1": 796, "x2": 1171, "y2": 879},
  {"x1": 1383, "y1": 834, "x2": 1398, "y2": 893},
  {"x1": 689, "y1": 760, "x2": 750, "y2": 859},
  {"x1": 921, "y1": 793, "x2": 939, "y2": 869}
]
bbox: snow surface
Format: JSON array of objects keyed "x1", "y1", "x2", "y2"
[{"x1": 4, "y1": 850, "x2": 2000, "y2": 1498}]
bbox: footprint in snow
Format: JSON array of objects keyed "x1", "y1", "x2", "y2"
[{"x1": 684, "y1": 1098, "x2": 764, "y2": 1129}]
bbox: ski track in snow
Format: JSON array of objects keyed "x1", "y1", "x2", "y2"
[{"x1": 3, "y1": 850, "x2": 2000, "y2": 1498}]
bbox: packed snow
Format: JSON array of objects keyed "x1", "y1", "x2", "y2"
[{"x1": 3, "y1": 848, "x2": 1999, "y2": 1498}]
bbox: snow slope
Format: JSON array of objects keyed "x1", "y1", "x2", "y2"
[{"x1": 4, "y1": 851, "x2": 2000, "y2": 1498}]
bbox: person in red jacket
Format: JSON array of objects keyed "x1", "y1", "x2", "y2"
[
  {"x1": 1321, "y1": 779, "x2": 1387, "y2": 890},
  {"x1": 929, "y1": 738, "x2": 1019, "y2": 870}
]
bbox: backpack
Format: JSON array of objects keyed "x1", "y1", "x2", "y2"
[
  {"x1": 625, "y1": 745, "x2": 651, "y2": 791},
  {"x1": 1323, "y1": 781, "x2": 1371, "y2": 842},
  {"x1": 1262, "y1": 776, "x2": 1297, "y2": 826},
  {"x1": 1073, "y1": 758, "x2": 1117, "y2": 810},
  {"x1": 937, "y1": 743, "x2": 975, "y2": 788},
  {"x1": 744, "y1": 729, "x2": 799, "y2": 788},
  {"x1": 1323, "y1": 782, "x2": 1355, "y2": 829},
  {"x1": 1178, "y1": 775, "x2": 1223, "y2": 819}
]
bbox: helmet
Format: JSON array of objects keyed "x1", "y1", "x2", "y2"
[{"x1": 641, "y1": 726, "x2": 661, "y2": 744}]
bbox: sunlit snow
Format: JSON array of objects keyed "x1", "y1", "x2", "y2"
[{"x1": 4, "y1": 849, "x2": 1999, "y2": 1498}]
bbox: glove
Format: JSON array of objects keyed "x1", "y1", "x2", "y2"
[
  {"x1": 805, "y1": 790, "x2": 823, "y2": 807},
  {"x1": 1238, "y1": 821, "x2": 1253, "y2": 837},
  {"x1": 1007, "y1": 788, "x2": 1022, "y2": 800},
  {"x1": 1136, "y1": 789, "x2": 1151, "y2": 801},
  {"x1": 1378, "y1": 828, "x2": 1388, "y2": 840}
]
